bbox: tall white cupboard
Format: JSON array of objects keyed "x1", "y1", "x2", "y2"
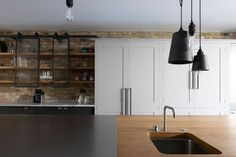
[{"x1": 95, "y1": 39, "x2": 228, "y2": 116}]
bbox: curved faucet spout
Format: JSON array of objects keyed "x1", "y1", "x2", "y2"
[{"x1": 163, "y1": 106, "x2": 176, "y2": 131}]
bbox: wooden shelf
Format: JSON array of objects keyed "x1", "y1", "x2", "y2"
[
  {"x1": 0, "y1": 53, "x2": 16, "y2": 56},
  {"x1": 70, "y1": 53, "x2": 95, "y2": 56},
  {"x1": 17, "y1": 67, "x2": 37, "y2": 70},
  {"x1": 15, "y1": 81, "x2": 37, "y2": 84},
  {"x1": 70, "y1": 81, "x2": 94, "y2": 84},
  {"x1": 54, "y1": 67, "x2": 68, "y2": 70},
  {"x1": 40, "y1": 67, "x2": 52, "y2": 70},
  {"x1": 70, "y1": 67, "x2": 94, "y2": 70},
  {"x1": 0, "y1": 66, "x2": 15, "y2": 70},
  {"x1": 40, "y1": 52, "x2": 52, "y2": 56},
  {"x1": 17, "y1": 52, "x2": 37, "y2": 55},
  {"x1": 53, "y1": 81, "x2": 68, "y2": 84},
  {"x1": 0, "y1": 80, "x2": 14, "y2": 84},
  {"x1": 0, "y1": 38, "x2": 95, "y2": 88},
  {"x1": 54, "y1": 53, "x2": 68, "y2": 56},
  {"x1": 40, "y1": 80, "x2": 53, "y2": 84}
]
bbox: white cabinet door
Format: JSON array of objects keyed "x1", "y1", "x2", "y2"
[
  {"x1": 128, "y1": 41, "x2": 160, "y2": 115},
  {"x1": 95, "y1": 39, "x2": 128, "y2": 115},
  {"x1": 194, "y1": 41, "x2": 228, "y2": 115},
  {"x1": 162, "y1": 41, "x2": 194, "y2": 115}
]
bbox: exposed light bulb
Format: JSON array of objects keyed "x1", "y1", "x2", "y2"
[
  {"x1": 66, "y1": 7, "x2": 74, "y2": 22},
  {"x1": 189, "y1": 35, "x2": 195, "y2": 51}
]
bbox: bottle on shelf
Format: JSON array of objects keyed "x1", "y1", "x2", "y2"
[
  {"x1": 0, "y1": 41, "x2": 7, "y2": 52},
  {"x1": 8, "y1": 43, "x2": 15, "y2": 53}
]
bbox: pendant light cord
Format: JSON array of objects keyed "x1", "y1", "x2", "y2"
[
  {"x1": 179, "y1": 0, "x2": 183, "y2": 29},
  {"x1": 199, "y1": 0, "x2": 202, "y2": 49},
  {"x1": 191, "y1": 0, "x2": 193, "y2": 22}
]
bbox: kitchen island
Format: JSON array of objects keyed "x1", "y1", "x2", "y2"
[
  {"x1": 117, "y1": 116, "x2": 236, "y2": 157},
  {"x1": 0, "y1": 115, "x2": 116, "y2": 157}
]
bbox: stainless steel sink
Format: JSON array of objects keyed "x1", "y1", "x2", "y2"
[{"x1": 148, "y1": 132, "x2": 222, "y2": 154}]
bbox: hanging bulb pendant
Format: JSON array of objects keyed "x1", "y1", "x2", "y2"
[
  {"x1": 66, "y1": 0, "x2": 74, "y2": 22},
  {"x1": 66, "y1": 8, "x2": 74, "y2": 22}
]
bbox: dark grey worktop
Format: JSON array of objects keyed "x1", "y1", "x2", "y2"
[{"x1": 0, "y1": 115, "x2": 116, "y2": 157}]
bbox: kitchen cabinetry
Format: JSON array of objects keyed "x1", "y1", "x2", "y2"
[
  {"x1": 0, "y1": 38, "x2": 16, "y2": 84},
  {"x1": 95, "y1": 40, "x2": 128, "y2": 115},
  {"x1": 0, "y1": 106, "x2": 94, "y2": 115},
  {"x1": 69, "y1": 38, "x2": 95, "y2": 85},
  {"x1": 162, "y1": 41, "x2": 194, "y2": 115},
  {"x1": 128, "y1": 41, "x2": 160, "y2": 115},
  {"x1": 193, "y1": 40, "x2": 228, "y2": 115},
  {"x1": 15, "y1": 35, "x2": 40, "y2": 87},
  {"x1": 96, "y1": 39, "x2": 228, "y2": 116},
  {"x1": 95, "y1": 39, "x2": 160, "y2": 115},
  {"x1": 0, "y1": 34, "x2": 95, "y2": 89},
  {"x1": 162, "y1": 40, "x2": 227, "y2": 115},
  {"x1": 53, "y1": 36, "x2": 69, "y2": 87}
]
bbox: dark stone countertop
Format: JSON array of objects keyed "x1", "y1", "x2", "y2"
[{"x1": 0, "y1": 115, "x2": 116, "y2": 157}]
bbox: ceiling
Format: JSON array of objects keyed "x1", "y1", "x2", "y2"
[{"x1": 0, "y1": 0, "x2": 235, "y2": 32}]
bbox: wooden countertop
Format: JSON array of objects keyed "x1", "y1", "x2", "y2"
[{"x1": 117, "y1": 116, "x2": 236, "y2": 157}]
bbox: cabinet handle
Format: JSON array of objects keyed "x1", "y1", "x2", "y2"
[
  {"x1": 191, "y1": 71, "x2": 199, "y2": 90},
  {"x1": 63, "y1": 107, "x2": 68, "y2": 110},
  {"x1": 189, "y1": 71, "x2": 192, "y2": 89},
  {"x1": 23, "y1": 107, "x2": 29, "y2": 110},
  {"x1": 197, "y1": 73, "x2": 200, "y2": 89},
  {"x1": 58, "y1": 107, "x2": 62, "y2": 110},
  {"x1": 121, "y1": 88, "x2": 126, "y2": 115}
]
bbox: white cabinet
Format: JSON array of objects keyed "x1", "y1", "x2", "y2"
[
  {"x1": 95, "y1": 39, "x2": 228, "y2": 116},
  {"x1": 95, "y1": 39, "x2": 160, "y2": 115},
  {"x1": 162, "y1": 41, "x2": 194, "y2": 115},
  {"x1": 193, "y1": 40, "x2": 228, "y2": 115},
  {"x1": 128, "y1": 41, "x2": 160, "y2": 115},
  {"x1": 162, "y1": 40, "x2": 228, "y2": 115},
  {"x1": 95, "y1": 40, "x2": 128, "y2": 115}
]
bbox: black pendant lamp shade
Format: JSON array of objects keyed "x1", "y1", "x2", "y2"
[
  {"x1": 192, "y1": 0, "x2": 209, "y2": 71},
  {"x1": 168, "y1": 28, "x2": 193, "y2": 64},
  {"x1": 168, "y1": 0, "x2": 193, "y2": 64},
  {"x1": 192, "y1": 48, "x2": 209, "y2": 71}
]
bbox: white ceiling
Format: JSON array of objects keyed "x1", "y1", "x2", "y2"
[{"x1": 0, "y1": 0, "x2": 235, "y2": 32}]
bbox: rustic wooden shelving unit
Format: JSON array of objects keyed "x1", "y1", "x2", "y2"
[{"x1": 0, "y1": 33, "x2": 96, "y2": 88}]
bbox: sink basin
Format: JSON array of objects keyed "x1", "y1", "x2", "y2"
[{"x1": 148, "y1": 132, "x2": 222, "y2": 154}]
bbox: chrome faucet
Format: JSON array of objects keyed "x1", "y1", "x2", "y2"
[{"x1": 163, "y1": 106, "x2": 176, "y2": 131}]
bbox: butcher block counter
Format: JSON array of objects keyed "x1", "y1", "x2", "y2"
[{"x1": 117, "y1": 116, "x2": 236, "y2": 157}]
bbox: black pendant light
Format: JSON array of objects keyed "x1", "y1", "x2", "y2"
[
  {"x1": 168, "y1": 0, "x2": 193, "y2": 64},
  {"x1": 192, "y1": 0, "x2": 209, "y2": 71}
]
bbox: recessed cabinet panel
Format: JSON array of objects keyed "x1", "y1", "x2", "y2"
[
  {"x1": 162, "y1": 41, "x2": 193, "y2": 115},
  {"x1": 15, "y1": 38, "x2": 39, "y2": 87},
  {"x1": 128, "y1": 42, "x2": 159, "y2": 115},
  {"x1": 194, "y1": 41, "x2": 227, "y2": 115},
  {"x1": 96, "y1": 43, "x2": 126, "y2": 115}
]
